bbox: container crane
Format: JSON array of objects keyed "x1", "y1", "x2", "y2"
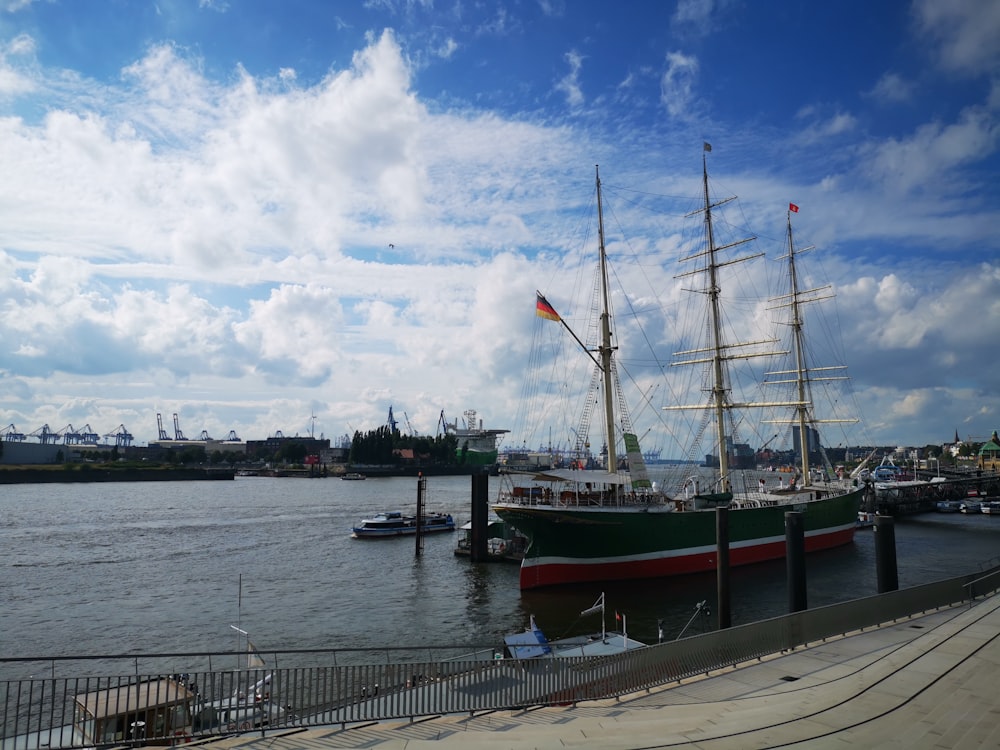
[
  {"x1": 79, "y1": 424, "x2": 101, "y2": 444},
  {"x1": 0, "y1": 424, "x2": 26, "y2": 441},
  {"x1": 156, "y1": 413, "x2": 170, "y2": 440},
  {"x1": 198, "y1": 430, "x2": 213, "y2": 441},
  {"x1": 104, "y1": 425, "x2": 133, "y2": 446},
  {"x1": 29, "y1": 424, "x2": 60, "y2": 444},
  {"x1": 172, "y1": 413, "x2": 186, "y2": 441},
  {"x1": 57, "y1": 424, "x2": 83, "y2": 445},
  {"x1": 226, "y1": 430, "x2": 240, "y2": 441}
]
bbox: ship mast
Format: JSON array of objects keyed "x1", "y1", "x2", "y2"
[
  {"x1": 702, "y1": 154, "x2": 730, "y2": 483},
  {"x1": 667, "y1": 148, "x2": 781, "y2": 493},
  {"x1": 595, "y1": 165, "x2": 617, "y2": 474},
  {"x1": 762, "y1": 211, "x2": 857, "y2": 481},
  {"x1": 786, "y1": 215, "x2": 811, "y2": 480}
]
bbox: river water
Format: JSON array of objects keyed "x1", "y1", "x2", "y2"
[{"x1": 2, "y1": 475, "x2": 998, "y2": 671}]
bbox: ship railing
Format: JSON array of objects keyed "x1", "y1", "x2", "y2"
[{"x1": 3, "y1": 566, "x2": 999, "y2": 749}]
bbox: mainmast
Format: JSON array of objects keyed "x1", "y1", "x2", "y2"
[
  {"x1": 595, "y1": 165, "x2": 617, "y2": 474},
  {"x1": 702, "y1": 154, "x2": 731, "y2": 484},
  {"x1": 667, "y1": 146, "x2": 781, "y2": 493}
]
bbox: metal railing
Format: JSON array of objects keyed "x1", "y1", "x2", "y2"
[{"x1": 4, "y1": 565, "x2": 999, "y2": 749}]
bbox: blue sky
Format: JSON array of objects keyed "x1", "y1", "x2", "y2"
[{"x1": 0, "y1": 0, "x2": 997, "y2": 454}]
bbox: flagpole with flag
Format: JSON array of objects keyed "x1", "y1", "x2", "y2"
[
  {"x1": 789, "y1": 202, "x2": 799, "y2": 213},
  {"x1": 535, "y1": 291, "x2": 602, "y2": 370}
]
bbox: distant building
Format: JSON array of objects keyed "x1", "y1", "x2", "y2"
[
  {"x1": 979, "y1": 431, "x2": 1000, "y2": 471},
  {"x1": 0, "y1": 441, "x2": 64, "y2": 465},
  {"x1": 244, "y1": 435, "x2": 330, "y2": 460}
]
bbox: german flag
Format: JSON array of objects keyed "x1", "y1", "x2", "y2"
[{"x1": 535, "y1": 293, "x2": 560, "y2": 321}]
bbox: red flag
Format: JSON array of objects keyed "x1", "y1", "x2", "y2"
[
  {"x1": 789, "y1": 203, "x2": 799, "y2": 213},
  {"x1": 615, "y1": 611, "x2": 622, "y2": 622},
  {"x1": 535, "y1": 293, "x2": 560, "y2": 321}
]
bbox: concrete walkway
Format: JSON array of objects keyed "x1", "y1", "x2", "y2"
[{"x1": 203, "y1": 594, "x2": 1000, "y2": 749}]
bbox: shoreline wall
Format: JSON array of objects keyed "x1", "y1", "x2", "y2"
[{"x1": 0, "y1": 467, "x2": 235, "y2": 484}]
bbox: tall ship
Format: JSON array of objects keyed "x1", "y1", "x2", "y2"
[{"x1": 494, "y1": 155, "x2": 864, "y2": 590}]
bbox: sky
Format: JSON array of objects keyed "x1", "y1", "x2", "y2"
[{"x1": 0, "y1": 0, "x2": 998, "y2": 455}]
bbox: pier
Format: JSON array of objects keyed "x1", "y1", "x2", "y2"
[{"x1": 862, "y1": 469, "x2": 1000, "y2": 515}]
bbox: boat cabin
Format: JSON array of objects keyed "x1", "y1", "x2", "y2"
[{"x1": 74, "y1": 677, "x2": 195, "y2": 745}]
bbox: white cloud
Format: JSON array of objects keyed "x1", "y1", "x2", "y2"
[
  {"x1": 435, "y1": 37, "x2": 458, "y2": 59},
  {"x1": 914, "y1": 0, "x2": 1000, "y2": 76},
  {"x1": 660, "y1": 51, "x2": 698, "y2": 118},
  {"x1": 864, "y1": 103, "x2": 998, "y2": 194},
  {"x1": 672, "y1": 0, "x2": 719, "y2": 38},
  {"x1": 555, "y1": 50, "x2": 584, "y2": 108},
  {"x1": 867, "y1": 72, "x2": 914, "y2": 103}
]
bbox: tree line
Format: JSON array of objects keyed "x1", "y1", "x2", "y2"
[{"x1": 349, "y1": 425, "x2": 460, "y2": 465}]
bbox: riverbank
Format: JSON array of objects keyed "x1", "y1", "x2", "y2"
[{"x1": 0, "y1": 466, "x2": 234, "y2": 483}]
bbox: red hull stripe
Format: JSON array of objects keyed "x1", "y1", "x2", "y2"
[{"x1": 518, "y1": 525, "x2": 857, "y2": 589}]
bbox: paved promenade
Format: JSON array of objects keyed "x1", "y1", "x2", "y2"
[{"x1": 205, "y1": 593, "x2": 1000, "y2": 749}]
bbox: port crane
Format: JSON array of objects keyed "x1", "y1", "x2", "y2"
[
  {"x1": 156, "y1": 413, "x2": 170, "y2": 440},
  {"x1": 28, "y1": 424, "x2": 60, "y2": 444},
  {"x1": 104, "y1": 425, "x2": 133, "y2": 446},
  {"x1": 172, "y1": 413, "x2": 186, "y2": 440},
  {"x1": 78, "y1": 424, "x2": 101, "y2": 444},
  {"x1": 0, "y1": 424, "x2": 26, "y2": 441},
  {"x1": 55, "y1": 424, "x2": 83, "y2": 444}
]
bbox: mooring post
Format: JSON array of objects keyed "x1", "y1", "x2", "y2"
[
  {"x1": 874, "y1": 513, "x2": 898, "y2": 592},
  {"x1": 470, "y1": 471, "x2": 489, "y2": 562},
  {"x1": 716, "y1": 506, "x2": 731, "y2": 629},
  {"x1": 785, "y1": 511, "x2": 807, "y2": 612},
  {"x1": 415, "y1": 472, "x2": 425, "y2": 556}
]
